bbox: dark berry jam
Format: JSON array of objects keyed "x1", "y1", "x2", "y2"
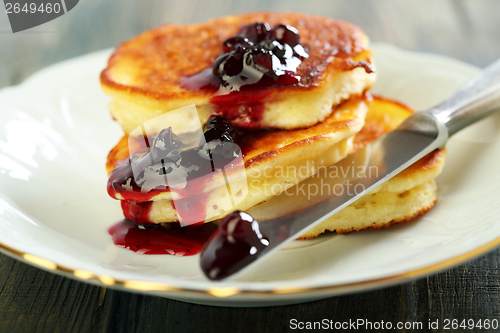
[
  {"x1": 108, "y1": 119, "x2": 241, "y2": 224},
  {"x1": 200, "y1": 211, "x2": 269, "y2": 280},
  {"x1": 211, "y1": 22, "x2": 308, "y2": 92},
  {"x1": 180, "y1": 22, "x2": 309, "y2": 129},
  {"x1": 107, "y1": 127, "x2": 182, "y2": 203},
  {"x1": 204, "y1": 115, "x2": 236, "y2": 139},
  {"x1": 182, "y1": 22, "x2": 308, "y2": 93},
  {"x1": 108, "y1": 219, "x2": 218, "y2": 255}
]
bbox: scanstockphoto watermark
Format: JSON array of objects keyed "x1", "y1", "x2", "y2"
[
  {"x1": 290, "y1": 318, "x2": 423, "y2": 330},
  {"x1": 3, "y1": 0, "x2": 79, "y2": 33},
  {"x1": 249, "y1": 161, "x2": 379, "y2": 200},
  {"x1": 289, "y1": 318, "x2": 500, "y2": 331}
]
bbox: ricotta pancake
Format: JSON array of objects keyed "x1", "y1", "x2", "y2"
[
  {"x1": 101, "y1": 12, "x2": 376, "y2": 133},
  {"x1": 107, "y1": 95, "x2": 369, "y2": 224},
  {"x1": 245, "y1": 97, "x2": 446, "y2": 238}
]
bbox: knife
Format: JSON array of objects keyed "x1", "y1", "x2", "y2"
[{"x1": 201, "y1": 58, "x2": 500, "y2": 281}]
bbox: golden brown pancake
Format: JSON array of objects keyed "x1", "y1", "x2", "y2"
[
  {"x1": 101, "y1": 12, "x2": 376, "y2": 133},
  {"x1": 107, "y1": 94, "x2": 369, "y2": 223},
  {"x1": 243, "y1": 96, "x2": 446, "y2": 238}
]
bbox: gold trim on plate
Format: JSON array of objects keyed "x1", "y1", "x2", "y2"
[{"x1": 1, "y1": 235, "x2": 499, "y2": 299}]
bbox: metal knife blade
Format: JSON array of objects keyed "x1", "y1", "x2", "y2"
[{"x1": 201, "y1": 58, "x2": 500, "y2": 281}]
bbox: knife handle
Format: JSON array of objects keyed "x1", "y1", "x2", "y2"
[{"x1": 427, "y1": 58, "x2": 500, "y2": 136}]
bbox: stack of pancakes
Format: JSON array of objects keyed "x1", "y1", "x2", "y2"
[{"x1": 102, "y1": 12, "x2": 445, "y2": 238}]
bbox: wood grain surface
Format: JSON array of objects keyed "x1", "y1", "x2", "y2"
[{"x1": 1, "y1": 0, "x2": 500, "y2": 332}]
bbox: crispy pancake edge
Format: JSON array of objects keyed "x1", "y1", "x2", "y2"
[
  {"x1": 100, "y1": 11, "x2": 373, "y2": 104},
  {"x1": 106, "y1": 95, "x2": 368, "y2": 176}
]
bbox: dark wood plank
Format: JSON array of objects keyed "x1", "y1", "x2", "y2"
[
  {"x1": 2, "y1": 250, "x2": 500, "y2": 332},
  {"x1": 1, "y1": 0, "x2": 500, "y2": 332}
]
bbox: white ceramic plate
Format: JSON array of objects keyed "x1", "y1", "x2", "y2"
[{"x1": 1, "y1": 44, "x2": 499, "y2": 307}]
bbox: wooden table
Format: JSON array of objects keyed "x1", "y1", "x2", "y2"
[{"x1": 1, "y1": 1, "x2": 500, "y2": 331}]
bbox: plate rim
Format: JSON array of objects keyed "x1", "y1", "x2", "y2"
[{"x1": 1, "y1": 232, "x2": 500, "y2": 303}]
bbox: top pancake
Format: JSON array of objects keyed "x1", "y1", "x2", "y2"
[
  {"x1": 100, "y1": 12, "x2": 375, "y2": 132},
  {"x1": 102, "y1": 12, "x2": 371, "y2": 99}
]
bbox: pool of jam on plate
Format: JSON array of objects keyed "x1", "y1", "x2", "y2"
[
  {"x1": 180, "y1": 22, "x2": 309, "y2": 129},
  {"x1": 107, "y1": 117, "x2": 241, "y2": 225},
  {"x1": 108, "y1": 219, "x2": 218, "y2": 256},
  {"x1": 200, "y1": 210, "x2": 269, "y2": 280}
]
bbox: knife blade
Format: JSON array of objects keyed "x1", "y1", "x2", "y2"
[{"x1": 201, "y1": 58, "x2": 500, "y2": 281}]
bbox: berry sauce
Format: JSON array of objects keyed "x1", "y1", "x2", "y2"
[
  {"x1": 180, "y1": 22, "x2": 309, "y2": 129},
  {"x1": 107, "y1": 118, "x2": 240, "y2": 225},
  {"x1": 108, "y1": 219, "x2": 218, "y2": 255},
  {"x1": 200, "y1": 211, "x2": 269, "y2": 280},
  {"x1": 121, "y1": 200, "x2": 154, "y2": 224}
]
